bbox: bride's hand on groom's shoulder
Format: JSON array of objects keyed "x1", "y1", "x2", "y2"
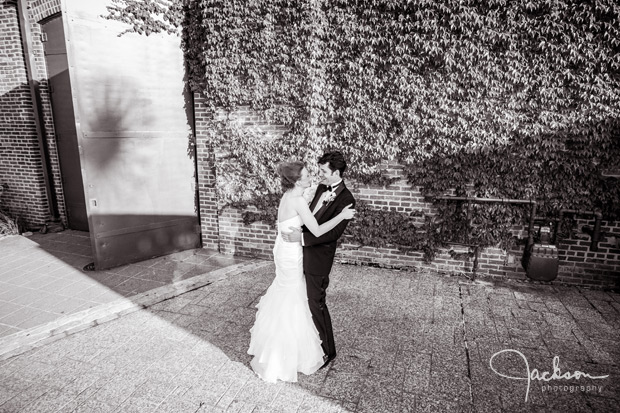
[{"x1": 281, "y1": 227, "x2": 302, "y2": 243}]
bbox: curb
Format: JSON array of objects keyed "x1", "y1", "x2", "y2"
[{"x1": 0, "y1": 260, "x2": 271, "y2": 361}]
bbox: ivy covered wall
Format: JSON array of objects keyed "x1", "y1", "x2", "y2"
[
  {"x1": 106, "y1": 0, "x2": 620, "y2": 288},
  {"x1": 178, "y1": 0, "x2": 620, "y2": 213}
]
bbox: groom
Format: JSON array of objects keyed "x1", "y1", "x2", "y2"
[{"x1": 282, "y1": 151, "x2": 355, "y2": 368}]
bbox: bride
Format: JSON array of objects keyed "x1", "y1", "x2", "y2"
[{"x1": 247, "y1": 160, "x2": 356, "y2": 383}]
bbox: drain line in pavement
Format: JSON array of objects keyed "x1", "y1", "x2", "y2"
[{"x1": 458, "y1": 282, "x2": 474, "y2": 404}]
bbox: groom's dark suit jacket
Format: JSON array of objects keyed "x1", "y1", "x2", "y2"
[{"x1": 301, "y1": 182, "x2": 356, "y2": 275}]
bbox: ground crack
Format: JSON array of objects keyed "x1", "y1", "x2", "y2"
[{"x1": 458, "y1": 282, "x2": 474, "y2": 405}]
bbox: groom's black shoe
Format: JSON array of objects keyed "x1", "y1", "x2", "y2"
[{"x1": 320, "y1": 354, "x2": 336, "y2": 370}]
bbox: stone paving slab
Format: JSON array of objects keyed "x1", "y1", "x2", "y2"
[
  {"x1": 0, "y1": 260, "x2": 271, "y2": 361},
  {"x1": 0, "y1": 231, "x2": 256, "y2": 345},
  {"x1": 0, "y1": 263, "x2": 619, "y2": 412}
]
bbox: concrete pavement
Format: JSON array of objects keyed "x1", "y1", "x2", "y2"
[
  {"x1": 0, "y1": 248, "x2": 619, "y2": 412},
  {"x1": 0, "y1": 231, "x2": 257, "y2": 360}
]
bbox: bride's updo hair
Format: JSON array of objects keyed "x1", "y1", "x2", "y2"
[{"x1": 277, "y1": 160, "x2": 305, "y2": 191}]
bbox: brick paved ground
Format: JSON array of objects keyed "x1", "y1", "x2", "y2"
[{"x1": 0, "y1": 262, "x2": 618, "y2": 412}]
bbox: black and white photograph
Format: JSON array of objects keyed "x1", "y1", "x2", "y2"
[{"x1": 1, "y1": 0, "x2": 619, "y2": 411}]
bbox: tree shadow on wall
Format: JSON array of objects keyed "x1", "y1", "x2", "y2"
[{"x1": 0, "y1": 71, "x2": 208, "y2": 288}]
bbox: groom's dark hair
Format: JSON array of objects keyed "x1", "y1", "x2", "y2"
[{"x1": 319, "y1": 151, "x2": 347, "y2": 177}]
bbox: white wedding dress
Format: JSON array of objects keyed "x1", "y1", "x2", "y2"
[{"x1": 247, "y1": 215, "x2": 325, "y2": 382}]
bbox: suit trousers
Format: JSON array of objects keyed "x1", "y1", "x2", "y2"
[{"x1": 305, "y1": 271, "x2": 335, "y2": 358}]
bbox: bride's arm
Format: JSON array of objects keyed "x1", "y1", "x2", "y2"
[{"x1": 292, "y1": 197, "x2": 351, "y2": 237}]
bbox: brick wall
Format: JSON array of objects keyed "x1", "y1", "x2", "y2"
[
  {"x1": 195, "y1": 120, "x2": 620, "y2": 290},
  {"x1": 30, "y1": 0, "x2": 62, "y2": 23},
  {"x1": 349, "y1": 171, "x2": 619, "y2": 290},
  {"x1": 381, "y1": 184, "x2": 618, "y2": 289},
  {"x1": 198, "y1": 105, "x2": 290, "y2": 256},
  {"x1": 556, "y1": 219, "x2": 619, "y2": 288},
  {"x1": 0, "y1": 0, "x2": 65, "y2": 227},
  {"x1": 0, "y1": 1, "x2": 47, "y2": 225},
  {"x1": 5, "y1": 1, "x2": 618, "y2": 289},
  {"x1": 193, "y1": 93, "x2": 219, "y2": 250}
]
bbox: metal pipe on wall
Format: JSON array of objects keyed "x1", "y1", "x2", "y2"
[
  {"x1": 557, "y1": 209, "x2": 603, "y2": 251},
  {"x1": 16, "y1": 0, "x2": 60, "y2": 222},
  {"x1": 434, "y1": 195, "x2": 538, "y2": 277},
  {"x1": 434, "y1": 195, "x2": 537, "y2": 245},
  {"x1": 434, "y1": 196, "x2": 534, "y2": 205}
]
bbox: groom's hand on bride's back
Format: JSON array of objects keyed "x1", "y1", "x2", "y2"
[
  {"x1": 281, "y1": 227, "x2": 302, "y2": 243},
  {"x1": 341, "y1": 204, "x2": 356, "y2": 220}
]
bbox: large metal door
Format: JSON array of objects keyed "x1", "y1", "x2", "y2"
[
  {"x1": 42, "y1": 16, "x2": 88, "y2": 231},
  {"x1": 61, "y1": 0, "x2": 200, "y2": 269}
]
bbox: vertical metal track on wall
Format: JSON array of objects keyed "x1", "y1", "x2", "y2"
[{"x1": 16, "y1": 0, "x2": 59, "y2": 221}]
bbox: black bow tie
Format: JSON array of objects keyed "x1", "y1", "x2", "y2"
[{"x1": 327, "y1": 184, "x2": 339, "y2": 192}]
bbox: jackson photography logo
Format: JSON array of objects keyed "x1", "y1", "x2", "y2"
[{"x1": 489, "y1": 349, "x2": 609, "y2": 402}]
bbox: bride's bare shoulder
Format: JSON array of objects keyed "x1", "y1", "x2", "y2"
[
  {"x1": 290, "y1": 194, "x2": 307, "y2": 205},
  {"x1": 280, "y1": 195, "x2": 304, "y2": 214}
]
